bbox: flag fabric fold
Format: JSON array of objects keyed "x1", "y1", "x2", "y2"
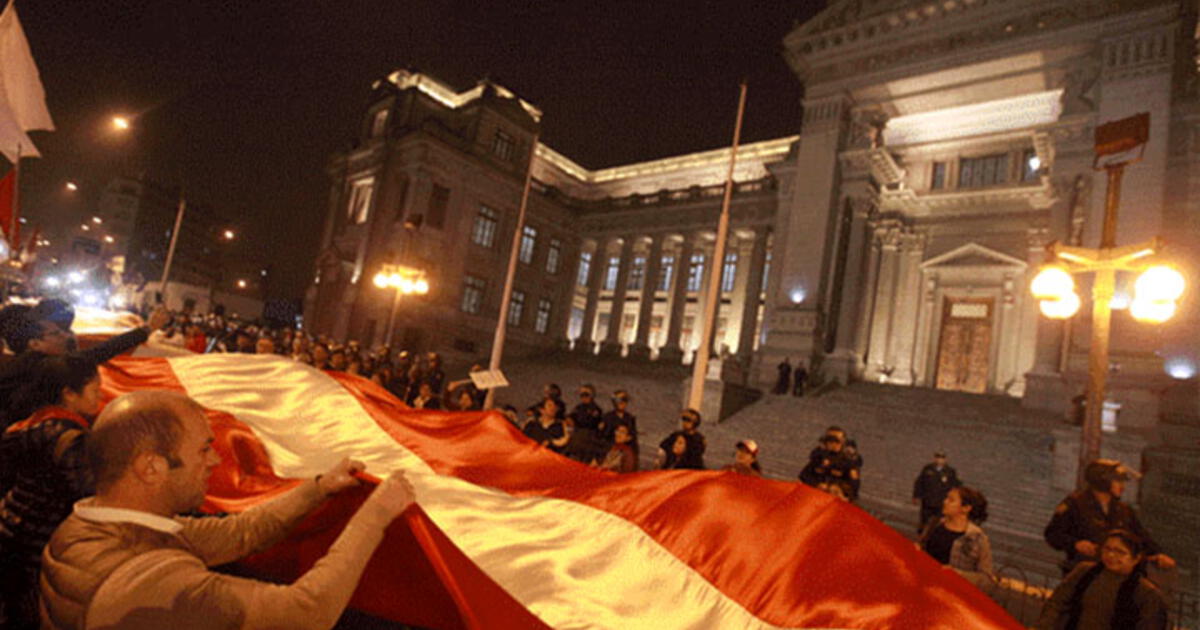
[
  {"x1": 0, "y1": 0, "x2": 54, "y2": 161},
  {"x1": 97, "y1": 354, "x2": 1022, "y2": 630}
]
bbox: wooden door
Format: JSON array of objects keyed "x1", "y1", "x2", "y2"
[{"x1": 935, "y1": 298, "x2": 993, "y2": 393}]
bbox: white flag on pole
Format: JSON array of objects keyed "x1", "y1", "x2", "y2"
[{"x1": 0, "y1": 0, "x2": 53, "y2": 161}]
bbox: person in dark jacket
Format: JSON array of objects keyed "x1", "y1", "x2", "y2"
[
  {"x1": 912, "y1": 450, "x2": 962, "y2": 532},
  {"x1": 0, "y1": 301, "x2": 168, "y2": 430},
  {"x1": 1044, "y1": 459, "x2": 1174, "y2": 575},
  {"x1": 0, "y1": 355, "x2": 101, "y2": 629},
  {"x1": 600, "y1": 389, "x2": 638, "y2": 452},
  {"x1": 656, "y1": 408, "x2": 706, "y2": 470},
  {"x1": 773, "y1": 359, "x2": 791, "y2": 395},
  {"x1": 799, "y1": 432, "x2": 859, "y2": 501},
  {"x1": 564, "y1": 384, "x2": 606, "y2": 464},
  {"x1": 1036, "y1": 529, "x2": 1168, "y2": 630}
]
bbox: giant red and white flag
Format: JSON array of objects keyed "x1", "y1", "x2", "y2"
[{"x1": 98, "y1": 355, "x2": 1022, "y2": 630}]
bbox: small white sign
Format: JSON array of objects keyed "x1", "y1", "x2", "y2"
[{"x1": 470, "y1": 369, "x2": 509, "y2": 390}]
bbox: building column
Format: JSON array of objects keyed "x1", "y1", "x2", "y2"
[
  {"x1": 864, "y1": 222, "x2": 903, "y2": 380},
  {"x1": 630, "y1": 234, "x2": 664, "y2": 360},
  {"x1": 737, "y1": 229, "x2": 769, "y2": 360},
  {"x1": 574, "y1": 238, "x2": 607, "y2": 354},
  {"x1": 659, "y1": 235, "x2": 694, "y2": 364},
  {"x1": 826, "y1": 197, "x2": 874, "y2": 380},
  {"x1": 692, "y1": 244, "x2": 714, "y2": 362},
  {"x1": 600, "y1": 236, "x2": 635, "y2": 356}
]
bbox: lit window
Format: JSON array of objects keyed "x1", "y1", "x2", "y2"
[
  {"x1": 535, "y1": 298, "x2": 552, "y2": 334},
  {"x1": 347, "y1": 178, "x2": 374, "y2": 225},
  {"x1": 687, "y1": 254, "x2": 705, "y2": 292},
  {"x1": 762, "y1": 251, "x2": 771, "y2": 292},
  {"x1": 577, "y1": 252, "x2": 592, "y2": 286},
  {"x1": 658, "y1": 255, "x2": 675, "y2": 291},
  {"x1": 628, "y1": 256, "x2": 646, "y2": 290},
  {"x1": 492, "y1": 130, "x2": 516, "y2": 162},
  {"x1": 461, "y1": 275, "x2": 486, "y2": 314},
  {"x1": 931, "y1": 162, "x2": 946, "y2": 190},
  {"x1": 508, "y1": 290, "x2": 526, "y2": 326},
  {"x1": 721, "y1": 253, "x2": 738, "y2": 293},
  {"x1": 472, "y1": 205, "x2": 498, "y2": 248},
  {"x1": 1022, "y1": 149, "x2": 1040, "y2": 182},
  {"x1": 519, "y1": 226, "x2": 537, "y2": 264},
  {"x1": 958, "y1": 154, "x2": 1008, "y2": 189},
  {"x1": 604, "y1": 256, "x2": 620, "y2": 290},
  {"x1": 546, "y1": 239, "x2": 561, "y2": 274}
]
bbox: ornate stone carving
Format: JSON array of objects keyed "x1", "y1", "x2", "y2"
[
  {"x1": 848, "y1": 108, "x2": 889, "y2": 150},
  {"x1": 1055, "y1": 63, "x2": 1101, "y2": 115}
]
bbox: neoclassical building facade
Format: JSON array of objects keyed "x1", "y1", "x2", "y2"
[{"x1": 306, "y1": 0, "x2": 1200, "y2": 430}]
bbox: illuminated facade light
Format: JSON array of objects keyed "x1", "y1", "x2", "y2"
[
  {"x1": 789, "y1": 288, "x2": 806, "y2": 304},
  {"x1": 112, "y1": 116, "x2": 130, "y2": 130},
  {"x1": 1164, "y1": 356, "x2": 1197, "y2": 380},
  {"x1": 237, "y1": 279, "x2": 248, "y2": 289},
  {"x1": 92, "y1": 216, "x2": 103, "y2": 224},
  {"x1": 65, "y1": 182, "x2": 78, "y2": 191}
]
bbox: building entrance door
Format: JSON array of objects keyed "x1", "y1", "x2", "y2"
[{"x1": 934, "y1": 298, "x2": 993, "y2": 393}]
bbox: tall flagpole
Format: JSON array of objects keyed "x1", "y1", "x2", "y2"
[
  {"x1": 484, "y1": 133, "x2": 540, "y2": 410},
  {"x1": 159, "y1": 193, "x2": 186, "y2": 304},
  {"x1": 687, "y1": 81, "x2": 748, "y2": 412}
]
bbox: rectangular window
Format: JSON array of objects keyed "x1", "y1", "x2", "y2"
[
  {"x1": 687, "y1": 254, "x2": 705, "y2": 292},
  {"x1": 721, "y1": 253, "x2": 738, "y2": 293},
  {"x1": 427, "y1": 184, "x2": 450, "y2": 229},
  {"x1": 628, "y1": 256, "x2": 646, "y2": 290},
  {"x1": 461, "y1": 275, "x2": 486, "y2": 314},
  {"x1": 508, "y1": 290, "x2": 525, "y2": 326},
  {"x1": 958, "y1": 154, "x2": 1008, "y2": 189},
  {"x1": 658, "y1": 255, "x2": 675, "y2": 291},
  {"x1": 535, "y1": 298, "x2": 552, "y2": 334},
  {"x1": 370, "y1": 109, "x2": 388, "y2": 137},
  {"x1": 1022, "y1": 149, "x2": 1040, "y2": 182},
  {"x1": 577, "y1": 252, "x2": 592, "y2": 286},
  {"x1": 492, "y1": 130, "x2": 516, "y2": 162},
  {"x1": 762, "y1": 251, "x2": 771, "y2": 292},
  {"x1": 546, "y1": 239, "x2": 561, "y2": 274},
  {"x1": 931, "y1": 162, "x2": 946, "y2": 190},
  {"x1": 519, "y1": 226, "x2": 537, "y2": 264},
  {"x1": 347, "y1": 178, "x2": 374, "y2": 225},
  {"x1": 604, "y1": 256, "x2": 620, "y2": 290},
  {"x1": 471, "y1": 205, "x2": 498, "y2": 248},
  {"x1": 568, "y1": 307, "x2": 584, "y2": 339}
]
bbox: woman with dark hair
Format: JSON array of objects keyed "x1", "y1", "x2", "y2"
[
  {"x1": 0, "y1": 355, "x2": 101, "y2": 629},
  {"x1": 1037, "y1": 529, "x2": 1168, "y2": 630},
  {"x1": 919, "y1": 486, "x2": 995, "y2": 589},
  {"x1": 660, "y1": 432, "x2": 705, "y2": 470}
]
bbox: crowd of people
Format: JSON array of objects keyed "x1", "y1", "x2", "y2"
[{"x1": 0, "y1": 295, "x2": 1183, "y2": 629}]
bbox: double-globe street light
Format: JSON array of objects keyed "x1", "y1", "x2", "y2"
[
  {"x1": 1030, "y1": 112, "x2": 1185, "y2": 486},
  {"x1": 373, "y1": 263, "x2": 429, "y2": 348}
]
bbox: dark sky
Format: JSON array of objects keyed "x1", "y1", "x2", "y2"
[{"x1": 14, "y1": 0, "x2": 825, "y2": 302}]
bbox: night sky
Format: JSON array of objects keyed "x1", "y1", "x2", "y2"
[{"x1": 13, "y1": 0, "x2": 824, "y2": 302}]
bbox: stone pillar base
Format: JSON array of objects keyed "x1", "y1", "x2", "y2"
[
  {"x1": 657, "y1": 346, "x2": 685, "y2": 365},
  {"x1": 1022, "y1": 370, "x2": 1072, "y2": 416},
  {"x1": 627, "y1": 343, "x2": 653, "y2": 361},
  {"x1": 599, "y1": 341, "x2": 624, "y2": 357},
  {"x1": 573, "y1": 339, "x2": 597, "y2": 355},
  {"x1": 821, "y1": 350, "x2": 859, "y2": 386}
]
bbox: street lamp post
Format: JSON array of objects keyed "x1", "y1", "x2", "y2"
[
  {"x1": 373, "y1": 263, "x2": 429, "y2": 347},
  {"x1": 1031, "y1": 113, "x2": 1185, "y2": 487}
]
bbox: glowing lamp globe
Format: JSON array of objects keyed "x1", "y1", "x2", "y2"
[
  {"x1": 1031, "y1": 267, "x2": 1074, "y2": 300},
  {"x1": 373, "y1": 272, "x2": 389, "y2": 288},
  {"x1": 1134, "y1": 266, "x2": 1184, "y2": 302},
  {"x1": 1039, "y1": 292, "x2": 1081, "y2": 319},
  {"x1": 414, "y1": 278, "x2": 429, "y2": 294},
  {"x1": 1130, "y1": 298, "x2": 1176, "y2": 324}
]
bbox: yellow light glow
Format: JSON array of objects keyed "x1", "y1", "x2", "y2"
[
  {"x1": 373, "y1": 272, "x2": 389, "y2": 288},
  {"x1": 92, "y1": 216, "x2": 102, "y2": 224},
  {"x1": 1031, "y1": 266, "x2": 1074, "y2": 300},
  {"x1": 1134, "y1": 266, "x2": 1185, "y2": 302},
  {"x1": 1130, "y1": 298, "x2": 1176, "y2": 323},
  {"x1": 1056, "y1": 251, "x2": 1090, "y2": 264},
  {"x1": 103, "y1": 235, "x2": 115, "y2": 244},
  {"x1": 1039, "y1": 292, "x2": 1081, "y2": 319},
  {"x1": 65, "y1": 182, "x2": 78, "y2": 191},
  {"x1": 112, "y1": 116, "x2": 130, "y2": 131},
  {"x1": 414, "y1": 278, "x2": 429, "y2": 294},
  {"x1": 398, "y1": 277, "x2": 415, "y2": 294},
  {"x1": 236, "y1": 279, "x2": 248, "y2": 289},
  {"x1": 223, "y1": 229, "x2": 235, "y2": 240}
]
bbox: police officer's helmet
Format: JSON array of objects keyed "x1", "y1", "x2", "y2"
[{"x1": 1084, "y1": 459, "x2": 1138, "y2": 492}]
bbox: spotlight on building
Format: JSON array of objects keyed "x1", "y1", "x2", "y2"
[
  {"x1": 789, "y1": 288, "x2": 806, "y2": 304},
  {"x1": 1164, "y1": 356, "x2": 1197, "y2": 380}
]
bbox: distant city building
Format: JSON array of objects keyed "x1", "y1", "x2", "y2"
[{"x1": 308, "y1": 1, "x2": 1200, "y2": 434}]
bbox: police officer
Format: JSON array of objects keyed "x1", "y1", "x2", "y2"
[
  {"x1": 912, "y1": 450, "x2": 961, "y2": 532},
  {"x1": 1044, "y1": 459, "x2": 1175, "y2": 574}
]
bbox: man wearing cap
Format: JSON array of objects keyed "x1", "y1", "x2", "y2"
[
  {"x1": 912, "y1": 450, "x2": 961, "y2": 533},
  {"x1": 1044, "y1": 458, "x2": 1175, "y2": 574},
  {"x1": 722, "y1": 440, "x2": 762, "y2": 476}
]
